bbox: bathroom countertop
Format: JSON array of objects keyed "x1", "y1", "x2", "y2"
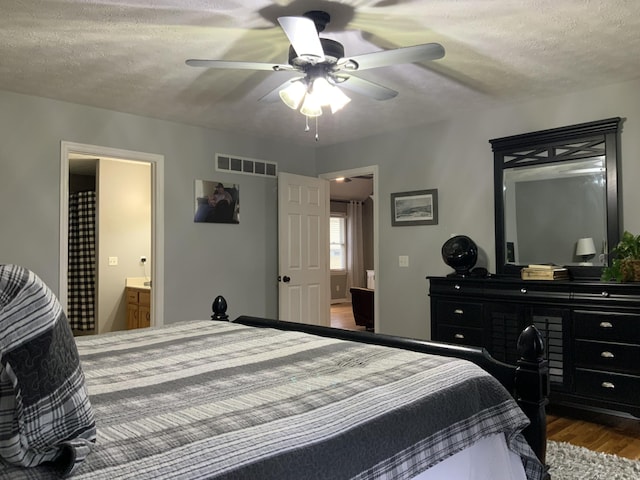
[{"x1": 125, "y1": 277, "x2": 151, "y2": 289}]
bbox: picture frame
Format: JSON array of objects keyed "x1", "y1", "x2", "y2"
[
  {"x1": 193, "y1": 180, "x2": 240, "y2": 224},
  {"x1": 391, "y1": 189, "x2": 438, "y2": 226}
]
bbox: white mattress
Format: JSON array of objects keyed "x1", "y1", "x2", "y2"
[{"x1": 412, "y1": 433, "x2": 528, "y2": 480}]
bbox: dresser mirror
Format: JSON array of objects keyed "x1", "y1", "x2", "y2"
[{"x1": 491, "y1": 118, "x2": 622, "y2": 279}]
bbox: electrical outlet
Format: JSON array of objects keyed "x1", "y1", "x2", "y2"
[
  {"x1": 140, "y1": 256, "x2": 147, "y2": 264},
  {"x1": 399, "y1": 255, "x2": 409, "y2": 267},
  {"x1": 108, "y1": 256, "x2": 118, "y2": 266}
]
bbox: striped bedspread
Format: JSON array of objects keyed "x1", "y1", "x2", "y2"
[{"x1": 1, "y1": 319, "x2": 545, "y2": 479}]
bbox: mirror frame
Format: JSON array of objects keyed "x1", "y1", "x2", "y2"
[{"x1": 491, "y1": 117, "x2": 622, "y2": 279}]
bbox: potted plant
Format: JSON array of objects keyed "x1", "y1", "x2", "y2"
[{"x1": 601, "y1": 231, "x2": 640, "y2": 282}]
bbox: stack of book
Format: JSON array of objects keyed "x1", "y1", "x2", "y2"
[{"x1": 521, "y1": 264, "x2": 570, "y2": 281}]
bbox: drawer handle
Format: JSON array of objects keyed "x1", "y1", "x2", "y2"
[
  {"x1": 601, "y1": 382, "x2": 615, "y2": 389},
  {"x1": 601, "y1": 291, "x2": 610, "y2": 298},
  {"x1": 454, "y1": 284, "x2": 461, "y2": 290},
  {"x1": 600, "y1": 351, "x2": 615, "y2": 358},
  {"x1": 599, "y1": 321, "x2": 613, "y2": 329},
  {"x1": 520, "y1": 288, "x2": 527, "y2": 294},
  {"x1": 453, "y1": 309, "x2": 464, "y2": 315},
  {"x1": 454, "y1": 333, "x2": 465, "y2": 339}
]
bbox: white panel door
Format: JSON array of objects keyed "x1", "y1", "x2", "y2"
[{"x1": 278, "y1": 172, "x2": 329, "y2": 326}]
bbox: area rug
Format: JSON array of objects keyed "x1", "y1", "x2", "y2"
[{"x1": 547, "y1": 440, "x2": 640, "y2": 479}]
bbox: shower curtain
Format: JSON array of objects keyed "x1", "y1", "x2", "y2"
[{"x1": 68, "y1": 191, "x2": 96, "y2": 330}]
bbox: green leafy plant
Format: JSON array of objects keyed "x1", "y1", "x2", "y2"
[{"x1": 601, "y1": 231, "x2": 640, "y2": 282}]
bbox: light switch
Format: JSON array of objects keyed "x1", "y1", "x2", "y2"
[
  {"x1": 399, "y1": 255, "x2": 409, "y2": 267},
  {"x1": 108, "y1": 256, "x2": 118, "y2": 266}
]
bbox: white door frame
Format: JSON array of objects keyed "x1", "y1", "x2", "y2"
[
  {"x1": 320, "y1": 165, "x2": 379, "y2": 332},
  {"x1": 59, "y1": 141, "x2": 165, "y2": 327}
]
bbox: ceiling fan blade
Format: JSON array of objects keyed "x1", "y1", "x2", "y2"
[
  {"x1": 258, "y1": 77, "x2": 304, "y2": 103},
  {"x1": 277, "y1": 16, "x2": 325, "y2": 61},
  {"x1": 186, "y1": 59, "x2": 293, "y2": 71},
  {"x1": 341, "y1": 43, "x2": 445, "y2": 71},
  {"x1": 336, "y1": 75, "x2": 398, "y2": 101}
]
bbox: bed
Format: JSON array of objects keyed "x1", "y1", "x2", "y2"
[{"x1": 0, "y1": 266, "x2": 550, "y2": 479}]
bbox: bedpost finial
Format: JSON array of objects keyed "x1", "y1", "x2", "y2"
[
  {"x1": 517, "y1": 324, "x2": 545, "y2": 362},
  {"x1": 211, "y1": 295, "x2": 229, "y2": 321}
]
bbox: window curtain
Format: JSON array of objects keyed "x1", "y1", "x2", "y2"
[
  {"x1": 68, "y1": 191, "x2": 96, "y2": 331},
  {"x1": 346, "y1": 201, "x2": 365, "y2": 300}
]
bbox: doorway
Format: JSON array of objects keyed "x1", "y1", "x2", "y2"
[
  {"x1": 59, "y1": 142, "x2": 165, "y2": 332},
  {"x1": 321, "y1": 166, "x2": 378, "y2": 332}
]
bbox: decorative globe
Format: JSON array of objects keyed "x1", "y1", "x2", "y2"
[{"x1": 441, "y1": 235, "x2": 478, "y2": 276}]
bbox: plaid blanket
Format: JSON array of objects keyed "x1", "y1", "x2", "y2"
[
  {"x1": 0, "y1": 265, "x2": 96, "y2": 476},
  {"x1": 1, "y1": 317, "x2": 544, "y2": 479}
]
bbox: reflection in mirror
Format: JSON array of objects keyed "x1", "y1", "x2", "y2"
[
  {"x1": 503, "y1": 157, "x2": 607, "y2": 267},
  {"x1": 491, "y1": 117, "x2": 622, "y2": 278}
]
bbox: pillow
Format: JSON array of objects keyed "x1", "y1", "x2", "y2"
[{"x1": 0, "y1": 264, "x2": 96, "y2": 477}]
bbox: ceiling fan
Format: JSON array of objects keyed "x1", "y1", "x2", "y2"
[{"x1": 186, "y1": 10, "x2": 445, "y2": 121}]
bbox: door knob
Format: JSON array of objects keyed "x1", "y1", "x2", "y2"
[{"x1": 282, "y1": 275, "x2": 291, "y2": 283}]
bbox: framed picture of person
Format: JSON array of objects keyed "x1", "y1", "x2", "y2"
[{"x1": 194, "y1": 180, "x2": 239, "y2": 224}]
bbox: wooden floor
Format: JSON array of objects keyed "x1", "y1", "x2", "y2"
[
  {"x1": 547, "y1": 406, "x2": 640, "y2": 460},
  {"x1": 330, "y1": 303, "x2": 640, "y2": 460},
  {"x1": 330, "y1": 302, "x2": 366, "y2": 331}
]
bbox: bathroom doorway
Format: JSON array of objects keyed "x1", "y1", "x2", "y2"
[{"x1": 60, "y1": 142, "x2": 164, "y2": 333}]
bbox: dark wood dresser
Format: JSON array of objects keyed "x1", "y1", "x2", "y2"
[{"x1": 428, "y1": 275, "x2": 640, "y2": 417}]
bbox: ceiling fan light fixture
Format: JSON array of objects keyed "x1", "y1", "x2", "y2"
[
  {"x1": 279, "y1": 80, "x2": 307, "y2": 110},
  {"x1": 309, "y1": 77, "x2": 351, "y2": 113},
  {"x1": 187, "y1": 11, "x2": 447, "y2": 138},
  {"x1": 327, "y1": 85, "x2": 351, "y2": 113},
  {"x1": 310, "y1": 76, "x2": 333, "y2": 105},
  {"x1": 300, "y1": 92, "x2": 323, "y2": 117}
]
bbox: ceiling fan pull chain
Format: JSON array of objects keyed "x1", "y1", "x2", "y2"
[
  {"x1": 315, "y1": 117, "x2": 319, "y2": 142},
  {"x1": 305, "y1": 115, "x2": 310, "y2": 132}
]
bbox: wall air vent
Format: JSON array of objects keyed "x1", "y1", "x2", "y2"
[{"x1": 216, "y1": 154, "x2": 277, "y2": 178}]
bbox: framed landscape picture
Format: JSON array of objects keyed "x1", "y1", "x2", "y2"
[{"x1": 391, "y1": 189, "x2": 438, "y2": 226}]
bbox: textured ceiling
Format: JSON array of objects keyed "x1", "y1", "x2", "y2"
[
  {"x1": 330, "y1": 176, "x2": 373, "y2": 201},
  {"x1": 2, "y1": 0, "x2": 639, "y2": 147}
]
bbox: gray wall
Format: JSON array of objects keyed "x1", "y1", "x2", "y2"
[
  {"x1": 3, "y1": 78, "x2": 640, "y2": 340},
  {"x1": 98, "y1": 159, "x2": 151, "y2": 334},
  {"x1": 0, "y1": 89, "x2": 315, "y2": 323},
  {"x1": 316, "y1": 78, "x2": 640, "y2": 340},
  {"x1": 330, "y1": 273, "x2": 348, "y2": 300}
]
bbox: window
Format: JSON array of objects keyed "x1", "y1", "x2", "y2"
[{"x1": 330, "y1": 215, "x2": 346, "y2": 270}]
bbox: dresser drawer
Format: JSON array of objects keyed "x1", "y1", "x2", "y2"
[
  {"x1": 126, "y1": 289, "x2": 139, "y2": 303},
  {"x1": 436, "y1": 325, "x2": 483, "y2": 347},
  {"x1": 429, "y1": 279, "x2": 483, "y2": 297},
  {"x1": 436, "y1": 301, "x2": 482, "y2": 327},
  {"x1": 572, "y1": 283, "x2": 640, "y2": 306},
  {"x1": 483, "y1": 281, "x2": 570, "y2": 302},
  {"x1": 574, "y1": 369, "x2": 640, "y2": 405},
  {"x1": 574, "y1": 340, "x2": 640, "y2": 375},
  {"x1": 573, "y1": 311, "x2": 640, "y2": 343}
]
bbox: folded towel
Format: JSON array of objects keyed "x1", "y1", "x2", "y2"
[{"x1": 0, "y1": 264, "x2": 96, "y2": 477}]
